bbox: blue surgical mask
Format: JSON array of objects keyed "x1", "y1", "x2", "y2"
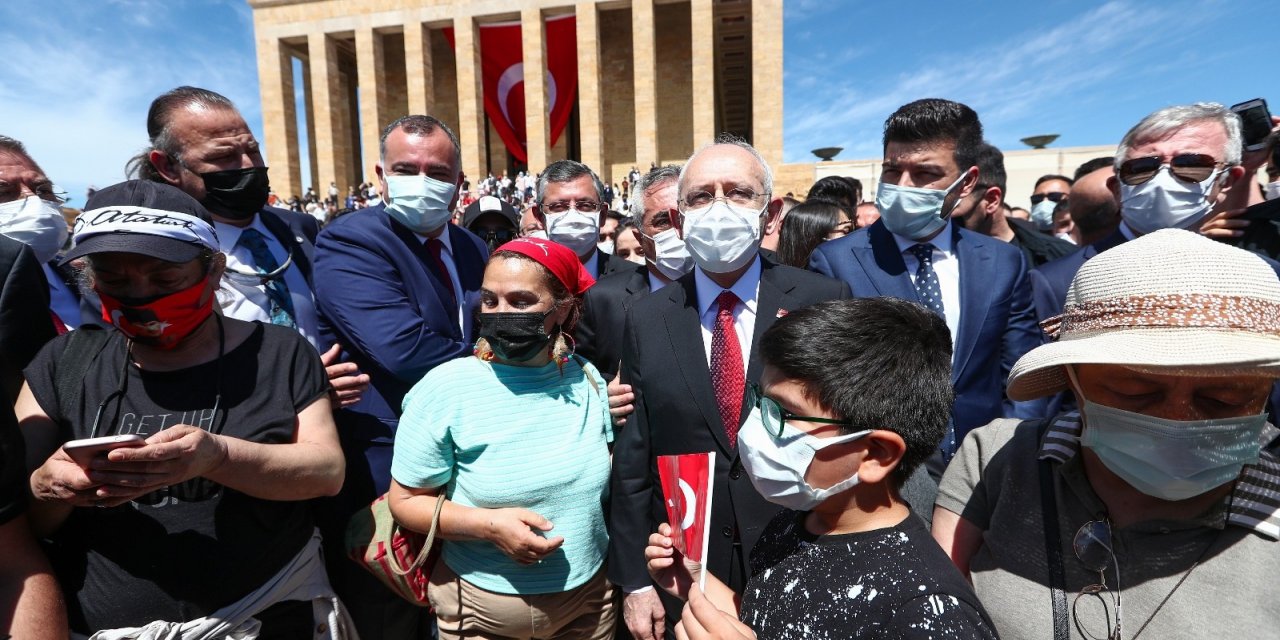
[
  {"x1": 1030, "y1": 199, "x2": 1057, "y2": 231},
  {"x1": 384, "y1": 174, "x2": 457, "y2": 234},
  {"x1": 876, "y1": 171, "x2": 968, "y2": 241},
  {"x1": 1074, "y1": 380, "x2": 1266, "y2": 502},
  {"x1": 1119, "y1": 165, "x2": 1222, "y2": 235}
]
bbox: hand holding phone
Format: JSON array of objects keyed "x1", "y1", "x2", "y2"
[{"x1": 62, "y1": 434, "x2": 146, "y2": 467}]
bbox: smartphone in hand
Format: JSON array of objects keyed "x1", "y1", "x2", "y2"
[{"x1": 62, "y1": 434, "x2": 146, "y2": 466}]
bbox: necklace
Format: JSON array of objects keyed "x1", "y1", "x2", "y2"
[{"x1": 1128, "y1": 487, "x2": 1235, "y2": 639}]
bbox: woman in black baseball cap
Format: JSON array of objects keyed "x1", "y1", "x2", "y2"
[{"x1": 17, "y1": 180, "x2": 351, "y2": 636}]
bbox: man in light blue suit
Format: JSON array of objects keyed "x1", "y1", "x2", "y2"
[
  {"x1": 810, "y1": 99, "x2": 1044, "y2": 477},
  {"x1": 312, "y1": 115, "x2": 488, "y2": 638}
]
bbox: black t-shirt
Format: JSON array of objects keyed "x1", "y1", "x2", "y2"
[
  {"x1": 25, "y1": 323, "x2": 327, "y2": 632},
  {"x1": 740, "y1": 510, "x2": 997, "y2": 640},
  {"x1": 0, "y1": 402, "x2": 25, "y2": 526}
]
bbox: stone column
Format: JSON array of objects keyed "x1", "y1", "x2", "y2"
[
  {"x1": 751, "y1": 0, "x2": 784, "y2": 168},
  {"x1": 521, "y1": 8, "x2": 550, "y2": 172},
  {"x1": 256, "y1": 36, "x2": 301, "y2": 200},
  {"x1": 575, "y1": 2, "x2": 605, "y2": 180},
  {"x1": 356, "y1": 27, "x2": 389, "y2": 181},
  {"x1": 403, "y1": 22, "x2": 434, "y2": 116},
  {"x1": 632, "y1": 0, "x2": 658, "y2": 168},
  {"x1": 307, "y1": 31, "x2": 351, "y2": 199},
  {"x1": 690, "y1": 0, "x2": 716, "y2": 147},
  {"x1": 453, "y1": 16, "x2": 486, "y2": 182}
]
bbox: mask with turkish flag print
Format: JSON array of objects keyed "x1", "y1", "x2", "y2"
[{"x1": 98, "y1": 275, "x2": 215, "y2": 349}]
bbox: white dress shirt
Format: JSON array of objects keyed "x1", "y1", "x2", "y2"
[
  {"x1": 414, "y1": 227, "x2": 465, "y2": 329},
  {"x1": 892, "y1": 228, "x2": 961, "y2": 343},
  {"x1": 214, "y1": 216, "x2": 321, "y2": 348},
  {"x1": 693, "y1": 256, "x2": 762, "y2": 377}
]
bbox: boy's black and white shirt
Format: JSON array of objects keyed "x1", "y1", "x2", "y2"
[{"x1": 740, "y1": 510, "x2": 997, "y2": 639}]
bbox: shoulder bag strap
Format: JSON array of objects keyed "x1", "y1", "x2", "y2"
[
  {"x1": 392, "y1": 493, "x2": 446, "y2": 577},
  {"x1": 1038, "y1": 428, "x2": 1070, "y2": 640}
]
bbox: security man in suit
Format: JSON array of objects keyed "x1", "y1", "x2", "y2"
[
  {"x1": 576, "y1": 164, "x2": 693, "y2": 379},
  {"x1": 311, "y1": 114, "x2": 488, "y2": 638},
  {"x1": 609, "y1": 139, "x2": 851, "y2": 639},
  {"x1": 809, "y1": 99, "x2": 1044, "y2": 475},
  {"x1": 532, "y1": 159, "x2": 635, "y2": 279}
]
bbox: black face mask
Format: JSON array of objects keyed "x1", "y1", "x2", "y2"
[
  {"x1": 477, "y1": 309, "x2": 555, "y2": 362},
  {"x1": 200, "y1": 167, "x2": 271, "y2": 221}
]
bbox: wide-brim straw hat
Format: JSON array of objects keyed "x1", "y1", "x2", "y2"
[{"x1": 1007, "y1": 228, "x2": 1280, "y2": 401}]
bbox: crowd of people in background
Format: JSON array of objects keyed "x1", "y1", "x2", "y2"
[{"x1": 0, "y1": 82, "x2": 1279, "y2": 640}]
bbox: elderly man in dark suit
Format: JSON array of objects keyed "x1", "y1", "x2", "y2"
[
  {"x1": 809, "y1": 99, "x2": 1044, "y2": 474},
  {"x1": 576, "y1": 164, "x2": 693, "y2": 379},
  {"x1": 312, "y1": 115, "x2": 488, "y2": 638},
  {"x1": 609, "y1": 138, "x2": 851, "y2": 640}
]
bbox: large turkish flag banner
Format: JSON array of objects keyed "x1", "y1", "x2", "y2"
[
  {"x1": 657, "y1": 452, "x2": 716, "y2": 572},
  {"x1": 444, "y1": 16, "x2": 578, "y2": 164}
]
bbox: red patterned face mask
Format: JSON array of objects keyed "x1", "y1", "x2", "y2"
[{"x1": 98, "y1": 276, "x2": 215, "y2": 349}]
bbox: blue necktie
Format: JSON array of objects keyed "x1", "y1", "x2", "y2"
[
  {"x1": 237, "y1": 228, "x2": 296, "y2": 328},
  {"x1": 908, "y1": 243, "x2": 945, "y2": 319}
]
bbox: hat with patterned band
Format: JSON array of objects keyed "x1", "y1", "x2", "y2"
[{"x1": 1007, "y1": 228, "x2": 1280, "y2": 401}]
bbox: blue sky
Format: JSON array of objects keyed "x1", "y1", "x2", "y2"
[{"x1": 0, "y1": 0, "x2": 1271, "y2": 205}]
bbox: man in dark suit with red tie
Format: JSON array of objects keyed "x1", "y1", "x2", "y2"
[
  {"x1": 312, "y1": 115, "x2": 488, "y2": 638},
  {"x1": 608, "y1": 139, "x2": 851, "y2": 639}
]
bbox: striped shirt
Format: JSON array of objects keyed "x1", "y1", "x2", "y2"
[{"x1": 391, "y1": 355, "x2": 613, "y2": 595}]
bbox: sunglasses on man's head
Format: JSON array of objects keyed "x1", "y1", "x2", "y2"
[{"x1": 1117, "y1": 153, "x2": 1224, "y2": 186}]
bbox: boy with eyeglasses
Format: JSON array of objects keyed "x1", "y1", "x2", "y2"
[{"x1": 645, "y1": 298, "x2": 996, "y2": 639}]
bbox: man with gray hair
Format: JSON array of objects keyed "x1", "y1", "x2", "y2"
[
  {"x1": 531, "y1": 159, "x2": 634, "y2": 278},
  {"x1": 576, "y1": 164, "x2": 692, "y2": 379},
  {"x1": 609, "y1": 138, "x2": 851, "y2": 638},
  {"x1": 312, "y1": 114, "x2": 488, "y2": 638},
  {"x1": 1030, "y1": 102, "x2": 1255, "y2": 323}
]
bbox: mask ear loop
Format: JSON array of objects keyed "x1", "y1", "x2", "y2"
[{"x1": 90, "y1": 338, "x2": 134, "y2": 439}]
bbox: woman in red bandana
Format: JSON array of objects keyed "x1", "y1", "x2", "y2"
[
  {"x1": 388, "y1": 237, "x2": 619, "y2": 640},
  {"x1": 16, "y1": 181, "x2": 350, "y2": 638}
]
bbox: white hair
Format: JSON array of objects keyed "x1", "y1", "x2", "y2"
[
  {"x1": 677, "y1": 135, "x2": 774, "y2": 203},
  {"x1": 628, "y1": 165, "x2": 681, "y2": 227},
  {"x1": 1114, "y1": 102, "x2": 1243, "y2": 169}
]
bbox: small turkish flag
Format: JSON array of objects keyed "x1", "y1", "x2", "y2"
[{"x1": 657, "y1": 452, "x2": 716, "y2": 576}]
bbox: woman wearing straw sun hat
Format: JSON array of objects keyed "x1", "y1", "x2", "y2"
[{"x1": 932, "y1": 228, "x2": 1280, "y2": 639}]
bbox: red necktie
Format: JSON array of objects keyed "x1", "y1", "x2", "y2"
[
  {"x1": 426, "y1": 237, "x2": 458, "y2": 308},
  {"x1": 711, "y1": 291, "x2": 745, "y2": 447}
]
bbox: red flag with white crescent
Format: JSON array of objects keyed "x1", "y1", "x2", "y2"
[
  {"x1": 444, "y1": 16, "x2": 578, "y2": 164},
  {"x1": 657, "y1": 452, "x2": 716, "y2": 572}
]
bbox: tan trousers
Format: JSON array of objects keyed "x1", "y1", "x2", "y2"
[{"x1": 428, "y1": 561, "x2": 616, "y2": 640}]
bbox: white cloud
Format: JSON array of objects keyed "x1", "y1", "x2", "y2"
[
  {"x1": 0, "y1": 1, "x2": 261, "y2": 206},
  {"x1": 782, "y1": 1, "x2": 1201, "y2": 162}
]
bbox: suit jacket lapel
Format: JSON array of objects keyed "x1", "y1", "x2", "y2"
[
  {"x1": 664, "y1": 276, "x2": 733, "y2": 455},
  {"x1": 447, "y1": 225, "x2": 484, "y2": 340},
  {"x1": 389, "y1": 219, "x2": 461, "y2": 332},
  {"x1": 953, "y1": 226, "x2": 994, "y2": 382},
  {"x1": 746, "y1": 260, "x2": 798, "y2": 384},
  {"x1": 858, "y1": 222, "x2": 920, "y2": 301}
]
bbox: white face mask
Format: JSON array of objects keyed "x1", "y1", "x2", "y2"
[
  {"x1": 876, "y1": 172, "x2": 967, "y2": 241},
  {"x1": 1030, "y1": 200, "x2": 1058, "y2": 231},
  {"x1": 643, "y1": 227, "x2": 694, "y2": 281},
  {"x1": 527, "y1": 229, "x2": 550, "y2": 241},
  {"x1": 0, "y1": 196, "x2": 69, "y2": 264},
  {"x1": 738, "y1": 407, "x2": 871, "y2": 511},
  {"x1": 680, "y1": 201, "x2": 762, "y2": 274},
  {"x1": 1119, "y1": 165, "x2": 1222, "y2": 235},
  {"x1": 1055, "y1": 232, "x2": 1077, "y2": 244},
  {"x1": 1265, "y1": 180, "x2": 1280, "y2": 202},
  {"x1": 597, "y1": 240, "x2": 615, "y2": 255},
  {"x1": 384, "y1": 175, "x2": 456, "y2": 234},
  {"x1": 545, "y1": 210, "x2": 600, "y2": 257}
]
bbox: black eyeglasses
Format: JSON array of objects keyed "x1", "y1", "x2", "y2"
[
  {"x1": 1117, "y1": 153, "x2": 1225, "y2": 186},
  {"x1": 1030, "y1": 192, "x2": 1068, "y2": 205},
  {"x1": 223, "y1": 249, "x2": 295, "y2": 286},
  {"x1": 541, "y1": 200, "x2": 603, "y2": 214},
  {"x1": 750, "y1": 384, "x2": 852, "y2": 438},
  {"x1": 1072, "y1": 518, "x2": 1123, "y2": 640}
]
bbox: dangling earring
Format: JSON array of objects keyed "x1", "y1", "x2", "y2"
[
  {"x1": 550, "y1": 326, "x2": 577, "y2": 367},
  {"x1": 473, "y1": 337, "x2": 495, "y2": 362}
]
